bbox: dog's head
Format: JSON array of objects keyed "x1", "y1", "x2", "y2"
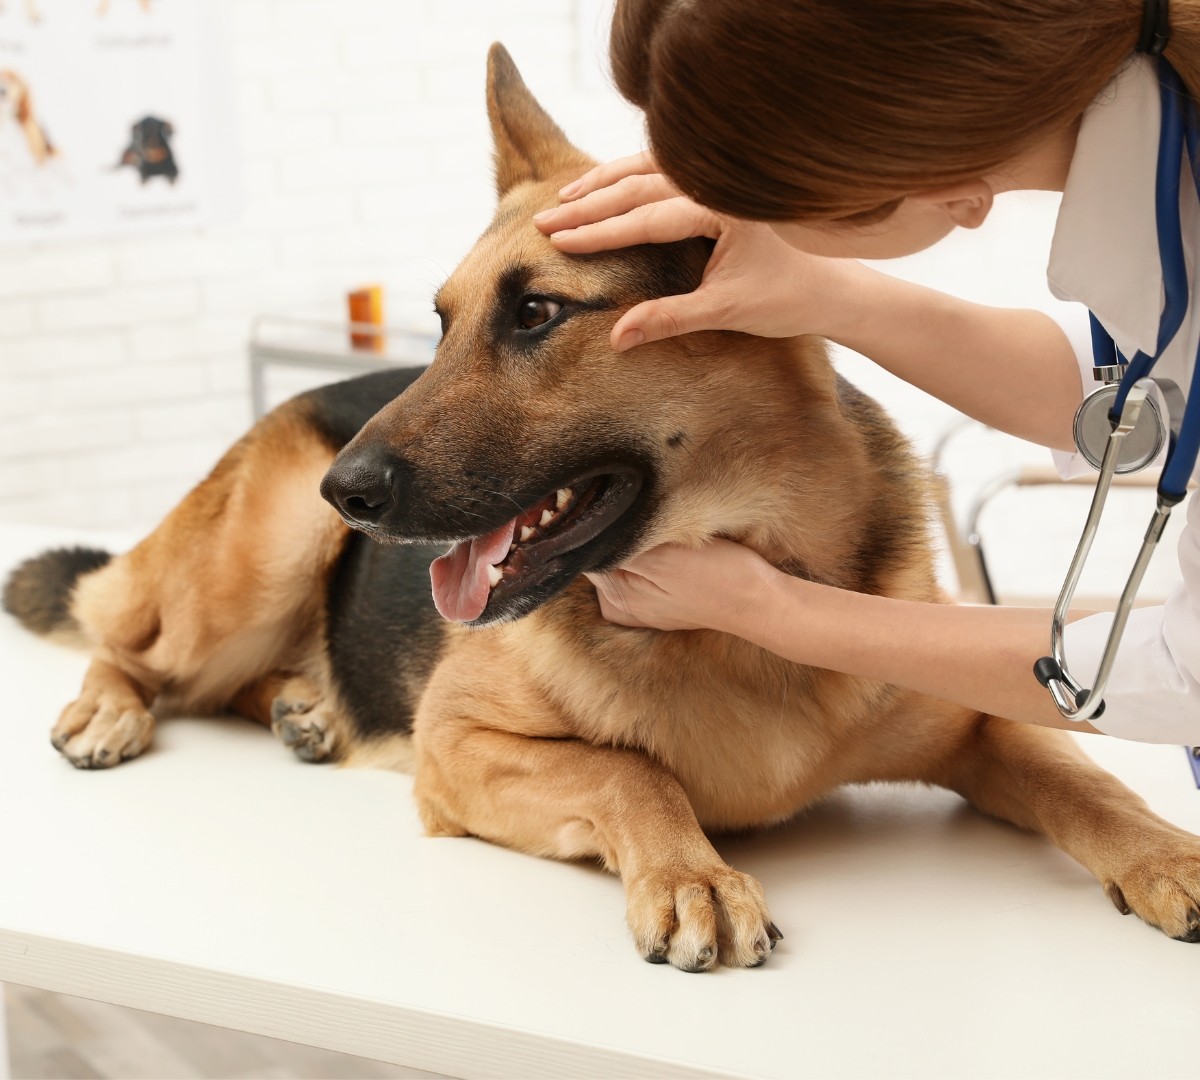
[
  {"x1": 129, "y1": 116, "x2": 174, "y2": 162},
  {"x1": 322, "y1": 44, "x2": 842, "y2": 627}
]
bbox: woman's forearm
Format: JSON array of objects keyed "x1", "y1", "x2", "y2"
[
  {"x1": 823, "y1": 262, "x2": 1082, "y2": 452},
  {"x1": 730, "y1": 574, "x2": 1101, "y2": 734}
]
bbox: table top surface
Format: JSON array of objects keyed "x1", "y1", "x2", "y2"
[{"x1": 2, "y1": 521, "x2": 1199, "y2": 1080}]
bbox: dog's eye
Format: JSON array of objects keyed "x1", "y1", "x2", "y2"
[{"x1": 518, "y1": 297, "x2": 562, "y2": 330}]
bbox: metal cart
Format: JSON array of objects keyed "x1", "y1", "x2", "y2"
[{"x1": 248, "y1": 314, "x2": 439, "y2": 420}]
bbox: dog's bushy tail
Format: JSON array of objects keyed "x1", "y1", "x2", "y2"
[{"x1": 2, "y1": 546, "x2": 110, "y2": 642}]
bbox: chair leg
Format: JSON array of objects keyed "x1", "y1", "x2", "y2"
[{"x1": 0, "y1": 983, "x2": 10, "y2": 1080}]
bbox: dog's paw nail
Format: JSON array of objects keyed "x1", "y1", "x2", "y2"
[
  {"x1": 681, "y1": 946, "x2": 715, "y2": 973},
  {"x1": 750, "y1": 933, "x2": 773, "y2": 964},
  {"x1": 277, "y1": 719, "x2": 300, "y2": 745},
  {"x1": 271, "y1": 697, "x2": 312, "y2": 724},
  {"x1": 96, "y1": 748, "x2": 109, "y2": 762},
  {"x1": 1104, "y1": 881, "x2": 1131, "y2": 916},
  {"x1": 294, "y1": 741, "x2": 324, "y2": 763},
  {"x1": 767, "y1": 921, "x2": 783, "y2": 941},
  {"x1": 644, "y1": 935, "x2": 670, "y2": 964}
]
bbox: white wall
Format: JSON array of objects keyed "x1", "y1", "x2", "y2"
[{"x1": 0, "y1": 0, "x2": 640, "y2": 530}]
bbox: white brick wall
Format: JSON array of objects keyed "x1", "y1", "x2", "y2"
[{"x1": 0, "y1": 0, "x2": 639, "y2": 530}]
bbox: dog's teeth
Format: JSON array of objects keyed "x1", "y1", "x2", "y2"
[
  {"x1": 540, "y1": 509, "x2": 555, "y2": 527},
  {"x1": 520, "y1": 525, "x2": 535, "y2": 542},
  {"x1": 556, "y1": 487, "x2": 573, "y2": 510},
  {"x1": 487, "y1": 563, "x2": 503, "y2": 588}
]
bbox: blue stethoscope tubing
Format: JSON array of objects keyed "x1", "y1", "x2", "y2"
[
  {"x1": 1037, "y1": 57, "x2": 1200, "y2": 721},
  {"x1": 1110, "y1": 60, "x2": 1200, "y2": 502}
]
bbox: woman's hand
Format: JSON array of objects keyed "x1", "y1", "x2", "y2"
[
  {"x1": 534, "y1": 152, "x2": 861, "y2": 352},
  {"x1": 585, "y1": 539, "x2": 781, "y2": 634}
]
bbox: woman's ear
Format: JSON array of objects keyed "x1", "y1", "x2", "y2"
[{"x1": 910, "y1": 180, "x2": 995, "y2": 230}]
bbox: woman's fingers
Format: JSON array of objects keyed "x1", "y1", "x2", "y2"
[
  {"x1": 584, "y1": 571, "x2": 645, "y2": 627},
  {"x1": 611, "y1": 288, "x2": 726, "y2": 350},
  {"x1": 558, "y1": 149, "x2": 660, "y2": 202},
  {"x1": 535, "y1": 172, "x2": 677, "y2": 234},
  {"x1": 549, "y1": 195, "x2": 721, "y2": 254}
]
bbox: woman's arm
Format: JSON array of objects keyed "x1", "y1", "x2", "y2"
[
  {"x1": 588, "y1": 541, "x2": 1101, "y2": 735},
  {"x1": 824, "y1": 263, "x2": 1082, "y2": 452},
  {"x1": 744, "y1": 570, "x2": 1098, "y2": 733}
]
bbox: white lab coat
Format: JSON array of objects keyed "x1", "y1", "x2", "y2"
[{"x1": 1047, "y1": 54, "x2": 1200, "y2": 742}]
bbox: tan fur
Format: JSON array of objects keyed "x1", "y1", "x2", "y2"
[
  {"x1": 31, "y1": 44, "x2": 1200, "y2": 967},
  {"x1": 0, "y1": 70, "x2": 54, "y2": 165},
  {"x1": 55, "y1": 400, "x2": 352, "y2": 767}
]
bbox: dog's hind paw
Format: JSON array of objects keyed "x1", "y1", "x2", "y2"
[
  {"x1": 626, "y1": 862, "x2": 781, "y2": 972},
  {"x1": 52, "y1": 692, "x2": 155, "y2": 769},
  {"x1": 270, "y1": 694, "x2": 337, "y2": 763}
]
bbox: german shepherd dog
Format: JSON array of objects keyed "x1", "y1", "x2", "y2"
[{"x1": 7, "y1": 45, "x2": 1200, "y2": 971}]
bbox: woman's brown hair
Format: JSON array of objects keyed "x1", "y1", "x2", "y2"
[{"x1": 610, "y1": 0, "x2": 1200, "y2": 223}]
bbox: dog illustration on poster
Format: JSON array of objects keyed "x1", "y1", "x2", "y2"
[
  {"x1": 0, "y1": 70, "x2": 55, "y2": 165},
  {"x1": 0, "y1": 0, "x2": 43, "y2": 22},
  {"x1": 114, "y1": 116, "x2": 179, "y2": 184}
]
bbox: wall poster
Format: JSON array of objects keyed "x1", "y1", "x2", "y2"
[{"x1": 0, "y1": 0, "x2": 239, "y2": 244}]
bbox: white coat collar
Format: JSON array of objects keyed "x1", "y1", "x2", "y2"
[{"x1": 1047, "y1": 55, "x2": 1163, "y2": 358}]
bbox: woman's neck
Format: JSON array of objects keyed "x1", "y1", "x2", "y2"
[{"x1": 989, "y1": 116, "x2": 1083, "y2": 195}]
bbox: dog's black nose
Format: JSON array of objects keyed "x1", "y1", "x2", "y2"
[{"x1": 320, "y1": 447, "x2": 403, "y2": 527}]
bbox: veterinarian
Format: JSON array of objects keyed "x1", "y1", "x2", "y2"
[{"x1": 533, "y1": 0, "x2": 1200, "y2": 745}]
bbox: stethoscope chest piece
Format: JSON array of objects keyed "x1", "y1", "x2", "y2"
[{"x1": 1073, "y1": 383, "x2": 1166, "y2": 473}]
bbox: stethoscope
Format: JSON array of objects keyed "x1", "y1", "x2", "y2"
[{"x1": 1035, "y1": 57, "x2": 1200, "y2": 722}]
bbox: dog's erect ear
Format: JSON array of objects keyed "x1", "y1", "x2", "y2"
[{"x1": 487, "y1": 43, "x2": 591, "y2": 197}]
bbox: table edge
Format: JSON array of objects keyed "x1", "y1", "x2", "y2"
[{"x1": 0, "y1": 929, "x2": 734, "y2": 1080}]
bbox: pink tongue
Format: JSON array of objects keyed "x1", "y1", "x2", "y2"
[{"x1": 429, "y1": 518, "x2": 516, "y2": 623}]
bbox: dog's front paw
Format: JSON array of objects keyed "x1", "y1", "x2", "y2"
[
  {"x1": 52, "y1": 691, "x2": 155, "y2": 769},
  {"x1": 270, "y1": 693, "x2": 337, "y2": 763},
  {"x1": 626, "y1": 862, "x2": 781, "y2": 972},
  {"x1": 1104, "y1": 837, "x2": 1200, "y2": 942}
]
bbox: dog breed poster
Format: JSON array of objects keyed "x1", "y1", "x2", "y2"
[{"x1": 0, "y1": 0, "x2": 237, "y2": 243}]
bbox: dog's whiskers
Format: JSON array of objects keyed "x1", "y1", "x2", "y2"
[{"x1": 478, "y1": 488, "x2": 526, "y2": 514}]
